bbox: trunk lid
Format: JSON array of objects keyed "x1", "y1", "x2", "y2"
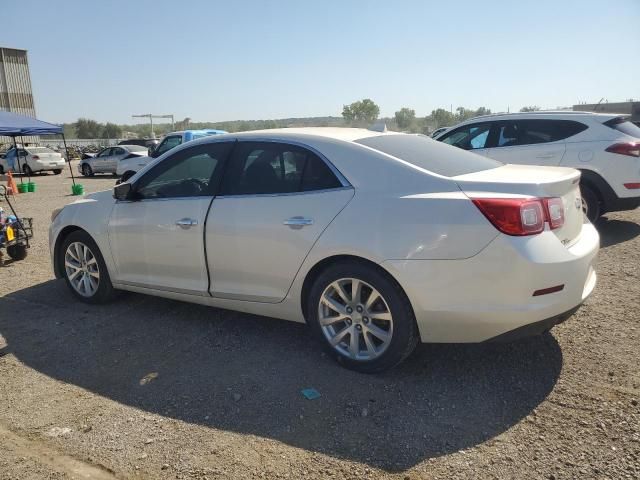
[{"x1": 454, "y1": 164, "x2": 584, "y2": 245}]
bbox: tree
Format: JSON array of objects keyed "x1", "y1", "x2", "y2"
[
  {"x1": 394, "y1": 107, "x2": 416, "y2": 131},
  {"x1": 102, "y1": 122, "x2": 122, "y2": 139},
  {"x1": 475, "y1": 106, "x2": 492, "y2": 117},
  {"x1": 520, "y1": 106, "x2": 541, "y2": 112},
  {"x1": 342, "y1": 98, "x2": 380, "y2": 125},
  {"x1": 74, "y1": 118, "x2": 103, "y2": 138},
  {"x1": 429, "y1": 108, "x2": 456, "y2": 128}
]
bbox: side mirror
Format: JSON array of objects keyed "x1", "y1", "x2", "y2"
[
  {"x1": 149, "y1": 148, "x2": 160, "y2": 158},
  {"x1": 113, "y1": 182, "x2": 133, "y2": 201}
]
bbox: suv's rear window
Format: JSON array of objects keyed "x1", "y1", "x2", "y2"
[
  {"x1": 604, "y1": 117, "x2": 640, "y2": 139},
  {"x1": 355, "y1": 134, "x2": 502, "y2": 177}
]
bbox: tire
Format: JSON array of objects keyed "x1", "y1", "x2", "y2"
[
  {"x1": 580, "y1": 184, "x2": 601, "y2": 223},
  {"x1": 22, "y1": 164, "x2": 33, "y2": 176},
  {"x1": 306, "y1": 262, "x2": 419, "y2": 373},
  {"x1": 59, "y1": 230, "x2": 117, "y2": 304},
  {"x1": 0, "y1": 165, "x2": 4, "y2": 175},
  {"x1": 82, "y1": 164, "x2": 93, "y2": 177},
  {"x1": 6, "y1": 244, "x2": 28, "y2": 261},
  {"x1": 120, "y1": 170, "x2": 136, "y2": 183},
  {"x1": 53, "y1": 169, "x2": 62, "y2": 175}
]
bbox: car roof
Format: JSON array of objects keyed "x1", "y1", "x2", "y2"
[
  {"x1": 461, "y1": 111, "x2": 622, "y2": 123},
  {"x1": 214, "y1": 127, "x2": 397, "y2": 143}
]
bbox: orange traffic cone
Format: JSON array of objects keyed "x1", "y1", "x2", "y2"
[{"x1": 6, "y1": 171, "x2": 18, "y2": 196}]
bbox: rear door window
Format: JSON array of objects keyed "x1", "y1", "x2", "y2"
[
  {"x1": 220, "y1": 142, "x2": 342, "y2": 195},
  {"x1": 496, "y1": 120, "x2": 587, "y2": 147}
]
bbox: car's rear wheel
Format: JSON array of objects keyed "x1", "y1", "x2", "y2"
[
  {"x1": 82, "y1": 164, "x2": 93, "y2": 177},
  {"x1": 53, "y1": 169, "x2": 62, "y2": 175},
  {"x1": 60, "y1": 230, "x2": 116, "y2": 304},
  {"x1": 22, "y1": 164, "x2": 33, "y2": 176},
  {"x1": 307, "y1": 262, "x2": 419, "y2": 373},
  {"x1": 580, "y1": 184, "x2": 601, "y2": 223}
]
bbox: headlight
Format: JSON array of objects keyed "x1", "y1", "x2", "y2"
[{"x1": 51, "y1": 207, "x2": 63, "y2": 222}]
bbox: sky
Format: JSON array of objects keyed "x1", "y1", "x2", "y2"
[{"x1": 1, "y1": 0, "x2": 639, "y2": 125}]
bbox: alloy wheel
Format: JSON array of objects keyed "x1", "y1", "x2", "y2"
[
  {"x1": 64, "y1": 242, "x2": 100, "y2": 297},
  {"x1": 318, "y1": 278, "x2": 394, "y2": 361}
]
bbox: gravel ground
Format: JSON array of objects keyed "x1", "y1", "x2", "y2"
[{"x1": 0, "y1": 165, "x2": 638, "y2": 479}]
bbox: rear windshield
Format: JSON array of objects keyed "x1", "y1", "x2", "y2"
[
  {"x1": 355, "y1": 134, "x2": 502, "y2": 177},
  {"x1": 27, "y1": 147, "x2": 55, "y2": 153},
  {"x1": 604, "y1": 117, "x2": 640, "y2": 139}
]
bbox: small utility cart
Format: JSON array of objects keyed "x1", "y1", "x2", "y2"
[{"x1": 0, "y1": 185, "x2": 33, "y2": 264}]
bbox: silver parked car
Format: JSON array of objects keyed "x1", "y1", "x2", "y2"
[{"x1": 78, "y1": 145, "x2": 149, "y2": 176}]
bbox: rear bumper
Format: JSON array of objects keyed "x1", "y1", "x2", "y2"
[
  {"x1": 382, "y1": 223, "x2": 599, "y2": 343},
  {"x1": 485, "y1": 305, "x2": 580, "y2": 342}
]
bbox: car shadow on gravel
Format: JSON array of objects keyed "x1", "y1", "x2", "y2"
[
  {"x1": 597, "y1": 217, "x2": 640, "y2": 248},
  {"x1": 0, "y1": 280, "x2": 563, "y2": 472}
]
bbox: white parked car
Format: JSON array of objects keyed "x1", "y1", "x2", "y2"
[
  {"x1": 3, "y1": 146, "x2": 65, "y2": 175},
  {"x1": 79, "y1": 145, "x2": 149, "y2": 176},
  {"x1": 434, "y1": 112, "x2": 640, "y2": 222},
  {"x1": 50, "y1": 128, "x2": 598, "y2": 372}
]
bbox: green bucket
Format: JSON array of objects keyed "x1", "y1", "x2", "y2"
[
  {"x1": 71, "y1": 184, "x2": 84, "y2": 196},
  {"x1": 17, "y1": 183, "x2": 28, "y2": 194},
  {"x1": 26, "y1": 182, "x2": 36, "y2": 192}
]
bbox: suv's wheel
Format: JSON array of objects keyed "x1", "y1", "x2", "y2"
[
  {"x1": 307, "y1": 262, "x2": 419, "y2": 373},
  {"x1": 580, "y1": 184, "x2": 601, "y2": 223},
  {"x1": 82, "y1": 164, "x2": 93, "y2": 177},
  {"x1": 23, "y1": 164, "x2": 33, "y2": 176},
  {"x1": 0, "y1": 165, "x2": 4, "y2": 175},
  {"x1": 60, "y1": 230, "x2": 116, "y2": 304},
  {"x1": 53, "y1": 169, "x2": 62, "y2": 175}
]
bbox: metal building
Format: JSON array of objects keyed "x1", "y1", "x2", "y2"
[
  {"x1": 573, "y1": 101, "x2": 640, "y2": 124},
  {"x1": 0, "y1": 47, "x2": 36, "y2": 117}
]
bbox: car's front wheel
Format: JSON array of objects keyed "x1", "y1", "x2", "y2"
[
  {"x1": 307, "y1": 262, "x2": 419, "y2": 373},
  {"x1": 81, "y1": 164, "x2": 93, "y2": 177},
  {"x1": 60, "y1": 230, "x2": 116, "y2": 304}
]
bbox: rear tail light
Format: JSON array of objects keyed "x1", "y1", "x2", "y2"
[
  {"x1": 624, "y1": 183, "x2": 640, "y2": 189},
  {"x1": 472, "y1": 198, "x2": 545, "y2": 236},
  {"x1": 31, "y1": 155, "x2": 39, "y2": 160},
  {"x1": 472, "y1": 197, "x2": 564, "y2": 236},
  {"x1": 544, "y1": 197, "x2": 565, "y2": 230},
  {"x1": 605, "y1": 142, "x2": 640, "y2": 157}
]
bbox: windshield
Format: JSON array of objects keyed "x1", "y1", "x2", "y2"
[
  {"x1": 355, "y1": 134, "x2": 502, "y2": 177},
  {"x1": 604, "y1": 117, "x2": 640, "y2": 139}
]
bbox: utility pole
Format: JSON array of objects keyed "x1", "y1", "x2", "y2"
[{"x1": 132, "y1": 114, "x2": 175, "y2": 138}]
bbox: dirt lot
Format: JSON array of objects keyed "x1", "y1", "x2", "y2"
[{"x1": 0, "y1": 165, "x2": 638, "y2": 479}]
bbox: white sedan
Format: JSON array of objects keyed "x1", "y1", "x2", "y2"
[
  {"x1": 49, "y1": 128, "x2": 599, "y2": 372},
  {"x1": 3, "y1": 146, "x2": 65, "y2": 175}
]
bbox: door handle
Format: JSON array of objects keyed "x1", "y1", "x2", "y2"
[
  {"x1": 535, "y1": 153, "x2": 555, "y2": 159},
  {"x1": 175, "y1": 218, "x2": 198, "y2": 229},
  {"x1": 283, "y1": 216, "x2": 314, "y2": 228}
]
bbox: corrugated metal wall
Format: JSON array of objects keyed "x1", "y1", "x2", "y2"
[
  {"x1": 0, "y1": 47, "x2": 38, "y2": 147},
  {"x1": 0, "y1": 47, "x2": 36, "y2": 117}
]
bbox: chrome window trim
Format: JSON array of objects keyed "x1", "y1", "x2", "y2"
[{"x1": 215, "y1": 185, "x2": 354, "y2": 200}]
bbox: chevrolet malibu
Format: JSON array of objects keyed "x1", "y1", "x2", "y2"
[{"x1": 49, "y1": 128, "x2": 599, "y2": 372}]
